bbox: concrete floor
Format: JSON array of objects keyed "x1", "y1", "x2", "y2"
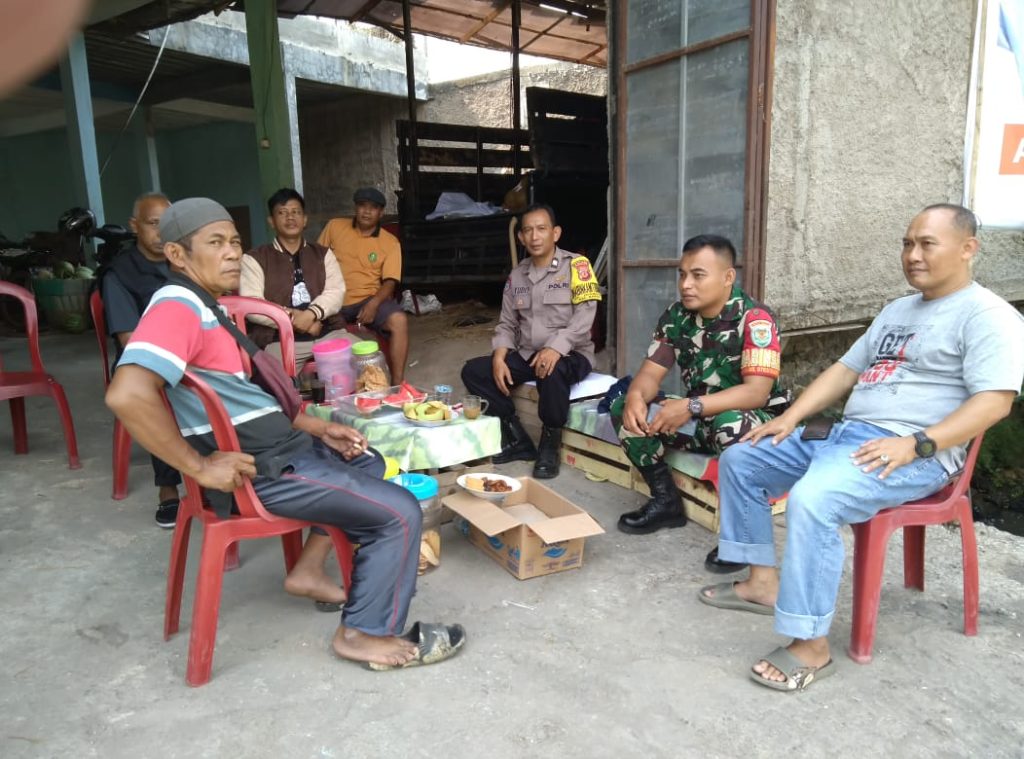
[{"x1": 2, "y1": 308, "x2": 1024, "y2": 758}]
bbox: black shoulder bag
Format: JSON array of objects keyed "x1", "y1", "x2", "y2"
[{"x1": 169, "y1": 274, "x2": 303, "y2": 420}]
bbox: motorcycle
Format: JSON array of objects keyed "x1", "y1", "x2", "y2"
[{"x1": 0, "y1": 209, "x2": 135, "y2": 331}]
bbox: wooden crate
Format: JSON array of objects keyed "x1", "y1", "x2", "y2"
[
  {"x1": 559, "y1": 427, "x2": 789, "y2": 534},
  {"x1": 631, "y1": 468, "x2": 787, "y2": 532},
  {"x1": 561, "y1": 429, "x2": 635, "y2": 490},
  {"x1": 631, "y1": 467, "x2": 722, "y2": 531},
  {"x1": 511, "y1": 387, "x2": 543, "y2": 446}
]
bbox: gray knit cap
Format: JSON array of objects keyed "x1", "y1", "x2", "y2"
[{"x1": 159, "y1": 197, "x2": 233, "y2": 244}]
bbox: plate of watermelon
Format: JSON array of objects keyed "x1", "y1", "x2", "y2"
[{"x1": 380, "y1": 382, "x2": 428, "y2": 409}]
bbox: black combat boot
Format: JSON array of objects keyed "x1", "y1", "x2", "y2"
[
  {"x1": 532, "y1": 426, "x2": 562, "y2": 479},
  {"x1": 617, "y1": 462, "x2": 688, "y2": 534},
  {"x1": 492, "y1": 415, "x2": 538, "y2": 464},
  {"x1": 703, "y1": 546, "x2": 748, "y2": 574}
]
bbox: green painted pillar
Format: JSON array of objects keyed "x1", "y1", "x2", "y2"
[
  {"x1": 59, "y1": 32, "x2": 105, "y2": 228},
  {"x1": 244, "y1": 4, "x2": 295, "y2": 207}
]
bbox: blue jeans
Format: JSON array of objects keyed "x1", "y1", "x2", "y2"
[{"x1": 718, "y1": 420, "x2": 949, "y2": 640}]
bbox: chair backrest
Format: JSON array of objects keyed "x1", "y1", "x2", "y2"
[
  {"x1": 947, "y1": 431, "x2": 986, "y2": 501},
  {"x1": 217, "y1": 295, "x2": 297, "y2": 378},
  {"x1": 170, "y1": 369, "x2": 277, "y2": 522},
  {"x1": 0, "y1": 281, "x2": 44, "y2": 374},
  {"x1": 89, "y1": 289, "x2": 114, "y2": 387}
]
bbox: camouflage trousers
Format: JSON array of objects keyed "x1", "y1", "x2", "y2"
[{"x1": 609, "y1": 395, "x2": 775, "y2": 469}]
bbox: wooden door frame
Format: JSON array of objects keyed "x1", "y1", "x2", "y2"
[{"x1": 612, "y1": 0, "x2": 777, "y2": 375}]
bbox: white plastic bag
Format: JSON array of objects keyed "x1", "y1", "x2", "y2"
[{"x1": 401, "y1": 289, "x2": 442, "y2": 315}]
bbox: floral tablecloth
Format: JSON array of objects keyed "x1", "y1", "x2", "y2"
[{"x1": 307, "y1": 404, "x2": 501, "y2": 471}]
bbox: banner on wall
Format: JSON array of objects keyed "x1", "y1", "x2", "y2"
[{"x1": 966, "y1": 0, "x2": 1024, "y2": 229}]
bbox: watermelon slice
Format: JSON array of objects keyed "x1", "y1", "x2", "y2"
[
  {"x1": 400, "y1": 382, "x2": 427, "y2": 402},
  {"x1": 354, "y1": 396, "x2": 383, "y2": 412},
  {"x1": 382, "y1": 383, "x2": 427, "y2": 407}
]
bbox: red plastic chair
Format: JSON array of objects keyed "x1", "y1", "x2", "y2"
[
  {"x1": 90, "y1": 289, "x2": 132, "y2": 499},
  {"x1": 0, "y1": 282, "x2": 80, "y2": 468},
  {"x1": 219, "y1": 295, "x2": 297, "y2": 377},
  {"x1": 848, "y1": 434, "x2": 984, "y2": 664},
  {"x1": 164, "y1": 369, "x2": 355, "y2": 686}
]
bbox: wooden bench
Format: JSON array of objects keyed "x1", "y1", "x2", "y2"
[{"x1": 558, "y1": 397, "x2": 786, "y2": 533}]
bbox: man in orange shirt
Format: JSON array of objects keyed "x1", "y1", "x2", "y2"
[{"x1": 318, "y1": 188, "x2": 408, "y2": 383}]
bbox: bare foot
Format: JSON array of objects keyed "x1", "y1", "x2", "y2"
[
  {"x1": 752, "y1": 638, "x2": 831, "y2": 684},
  {"x1": 284, "y1": 567, "x2": 346, "y2": 605},
  {"x1": 701, "y1": 577, "x2": 778, "y2": 608},
  {"x1": 332, "y1": 625, "x2": 418, "y2": 667}
]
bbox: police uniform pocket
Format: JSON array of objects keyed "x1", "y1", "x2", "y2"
[
  {"x1": 512, "y1": 290, "x2": 532, "y2": 311},
  {"x1": 542, "y1": 287, "x2": 572, "y2": 326}
]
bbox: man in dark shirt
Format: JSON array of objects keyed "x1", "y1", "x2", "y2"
[{"x1": 100, "y1": 192, "x2": 181, "y2": 528}]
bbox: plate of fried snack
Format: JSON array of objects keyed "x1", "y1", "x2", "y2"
[{"x1": 456, "y1": 473, "x2": 522, "y2": 502}]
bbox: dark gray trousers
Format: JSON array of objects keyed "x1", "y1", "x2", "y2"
[{"x1": 253, "y1": 441, "x2": 422, "y2": 637}]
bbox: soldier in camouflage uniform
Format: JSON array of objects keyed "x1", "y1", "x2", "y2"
[{"x1": 613, "y1": 235, "x2": 790, "y2": 558}]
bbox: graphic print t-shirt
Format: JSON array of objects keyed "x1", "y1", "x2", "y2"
[{"x1": 839, "y1": 283, "x2": 1024, "y2": 473}]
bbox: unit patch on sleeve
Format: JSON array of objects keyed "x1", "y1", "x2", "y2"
[
  {"x1": 741, "y1": 310, "x2": 781, "y2": 378},
  {"x1": 569, "y1": 256, "x2": 602, "y2": 304}
]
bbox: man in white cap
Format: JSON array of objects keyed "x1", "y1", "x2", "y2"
[{"x1": 106, "y1": 198, "x2": 466, "y2": 670}]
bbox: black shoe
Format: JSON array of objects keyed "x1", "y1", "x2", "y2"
[
  {"x1": 704, "y1": 546, "x2": 748, "y2": 574},
  {"x1": 155, "y1": 498, "x2": 179, "y2": 529},
  {"x1": 617, "y1": 462, "x2": 687, "y2": 534},
  {"x1": 532, "y1": 426, "x2": 562, "y2": 479},
  {"x1": 492, "y1": 415, "x2": 537, "y2": 464}
]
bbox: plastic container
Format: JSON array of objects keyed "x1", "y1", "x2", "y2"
[
  {"x1": 312, "y1": 338, "x2": 354, "y2": 398},
  {"x1": 389, "y1": 472, "x2": 440, "y2": 530},
  {"x1": 352, "y1": 340, "x2": 391, "y2": 392}
]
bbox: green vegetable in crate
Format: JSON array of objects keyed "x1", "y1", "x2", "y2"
[{"x1": 62, "y1": 312, "x2": 87, "y2": 334}]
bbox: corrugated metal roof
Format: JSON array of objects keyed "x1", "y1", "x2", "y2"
[{"x1": 89, "y1": 0, "x2": 608, "y2": 67}]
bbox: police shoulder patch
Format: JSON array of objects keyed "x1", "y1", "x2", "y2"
[{"x1": 569, "y1": 256, "x2": 601, "y2": 304}]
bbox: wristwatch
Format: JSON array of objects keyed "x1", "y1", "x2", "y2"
[
  {"x1": 688, "y1": 397, "x2": 704, "y2": 418},
  {"x1": 913, "y1": 431, "x2": 937, "y2": 458}
]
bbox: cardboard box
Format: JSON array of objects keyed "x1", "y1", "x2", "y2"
[{"x1": 443, "y1": 477, "x2": 605, "y2": 580}]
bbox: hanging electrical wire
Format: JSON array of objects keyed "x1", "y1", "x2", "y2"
[{"x1": 98, "y1": 26, "x2": 170, "y2": 177}]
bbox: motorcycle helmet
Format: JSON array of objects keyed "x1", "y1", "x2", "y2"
[{"x1": 59, "y1": 207, "x2": 96, "y2": 236}]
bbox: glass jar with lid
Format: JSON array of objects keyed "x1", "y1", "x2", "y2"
[{"x1": 351, "y1": 340, "x2": 391, "y2": 392}]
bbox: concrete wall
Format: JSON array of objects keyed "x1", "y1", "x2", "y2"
[
  {"x1": 298, "y1": 62, "x2": 607, "y2": 222},
  {"x1": 298, "y1": 93, "x2": 407, "y2": 225},
  {"x1": 157, "y1": 120, "x2": 266, "y2": 245},
  {"x1": 0, "y1": 129, "x2": 140, "y2": 241},
  {"x1": 0, "y1": 120, "x2": 265, "y2": 246},
  {"x1": 764, "y1": 0, "x2": 1024, "y2": 331},
  {"x1": 420, "y1": 63, "x2": 606, "y2": 126}
]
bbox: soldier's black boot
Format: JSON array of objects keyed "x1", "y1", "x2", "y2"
[
  {"x1": 532, "y1": 426, "x2": 562, "y2": 479},
  {"x1": 703, "y1": 546, "x2": 748, "y2": 574},
  {"x1": 492, "y1": 415, "x2": 537, "y2": 464},
  {"x1": 618, "y1": 462, "x2": 688, "y2": 534}
]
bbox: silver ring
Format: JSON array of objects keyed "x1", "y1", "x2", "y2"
[{"x1": 879, "y1": 454, "x2": 890, "y2": 464}]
